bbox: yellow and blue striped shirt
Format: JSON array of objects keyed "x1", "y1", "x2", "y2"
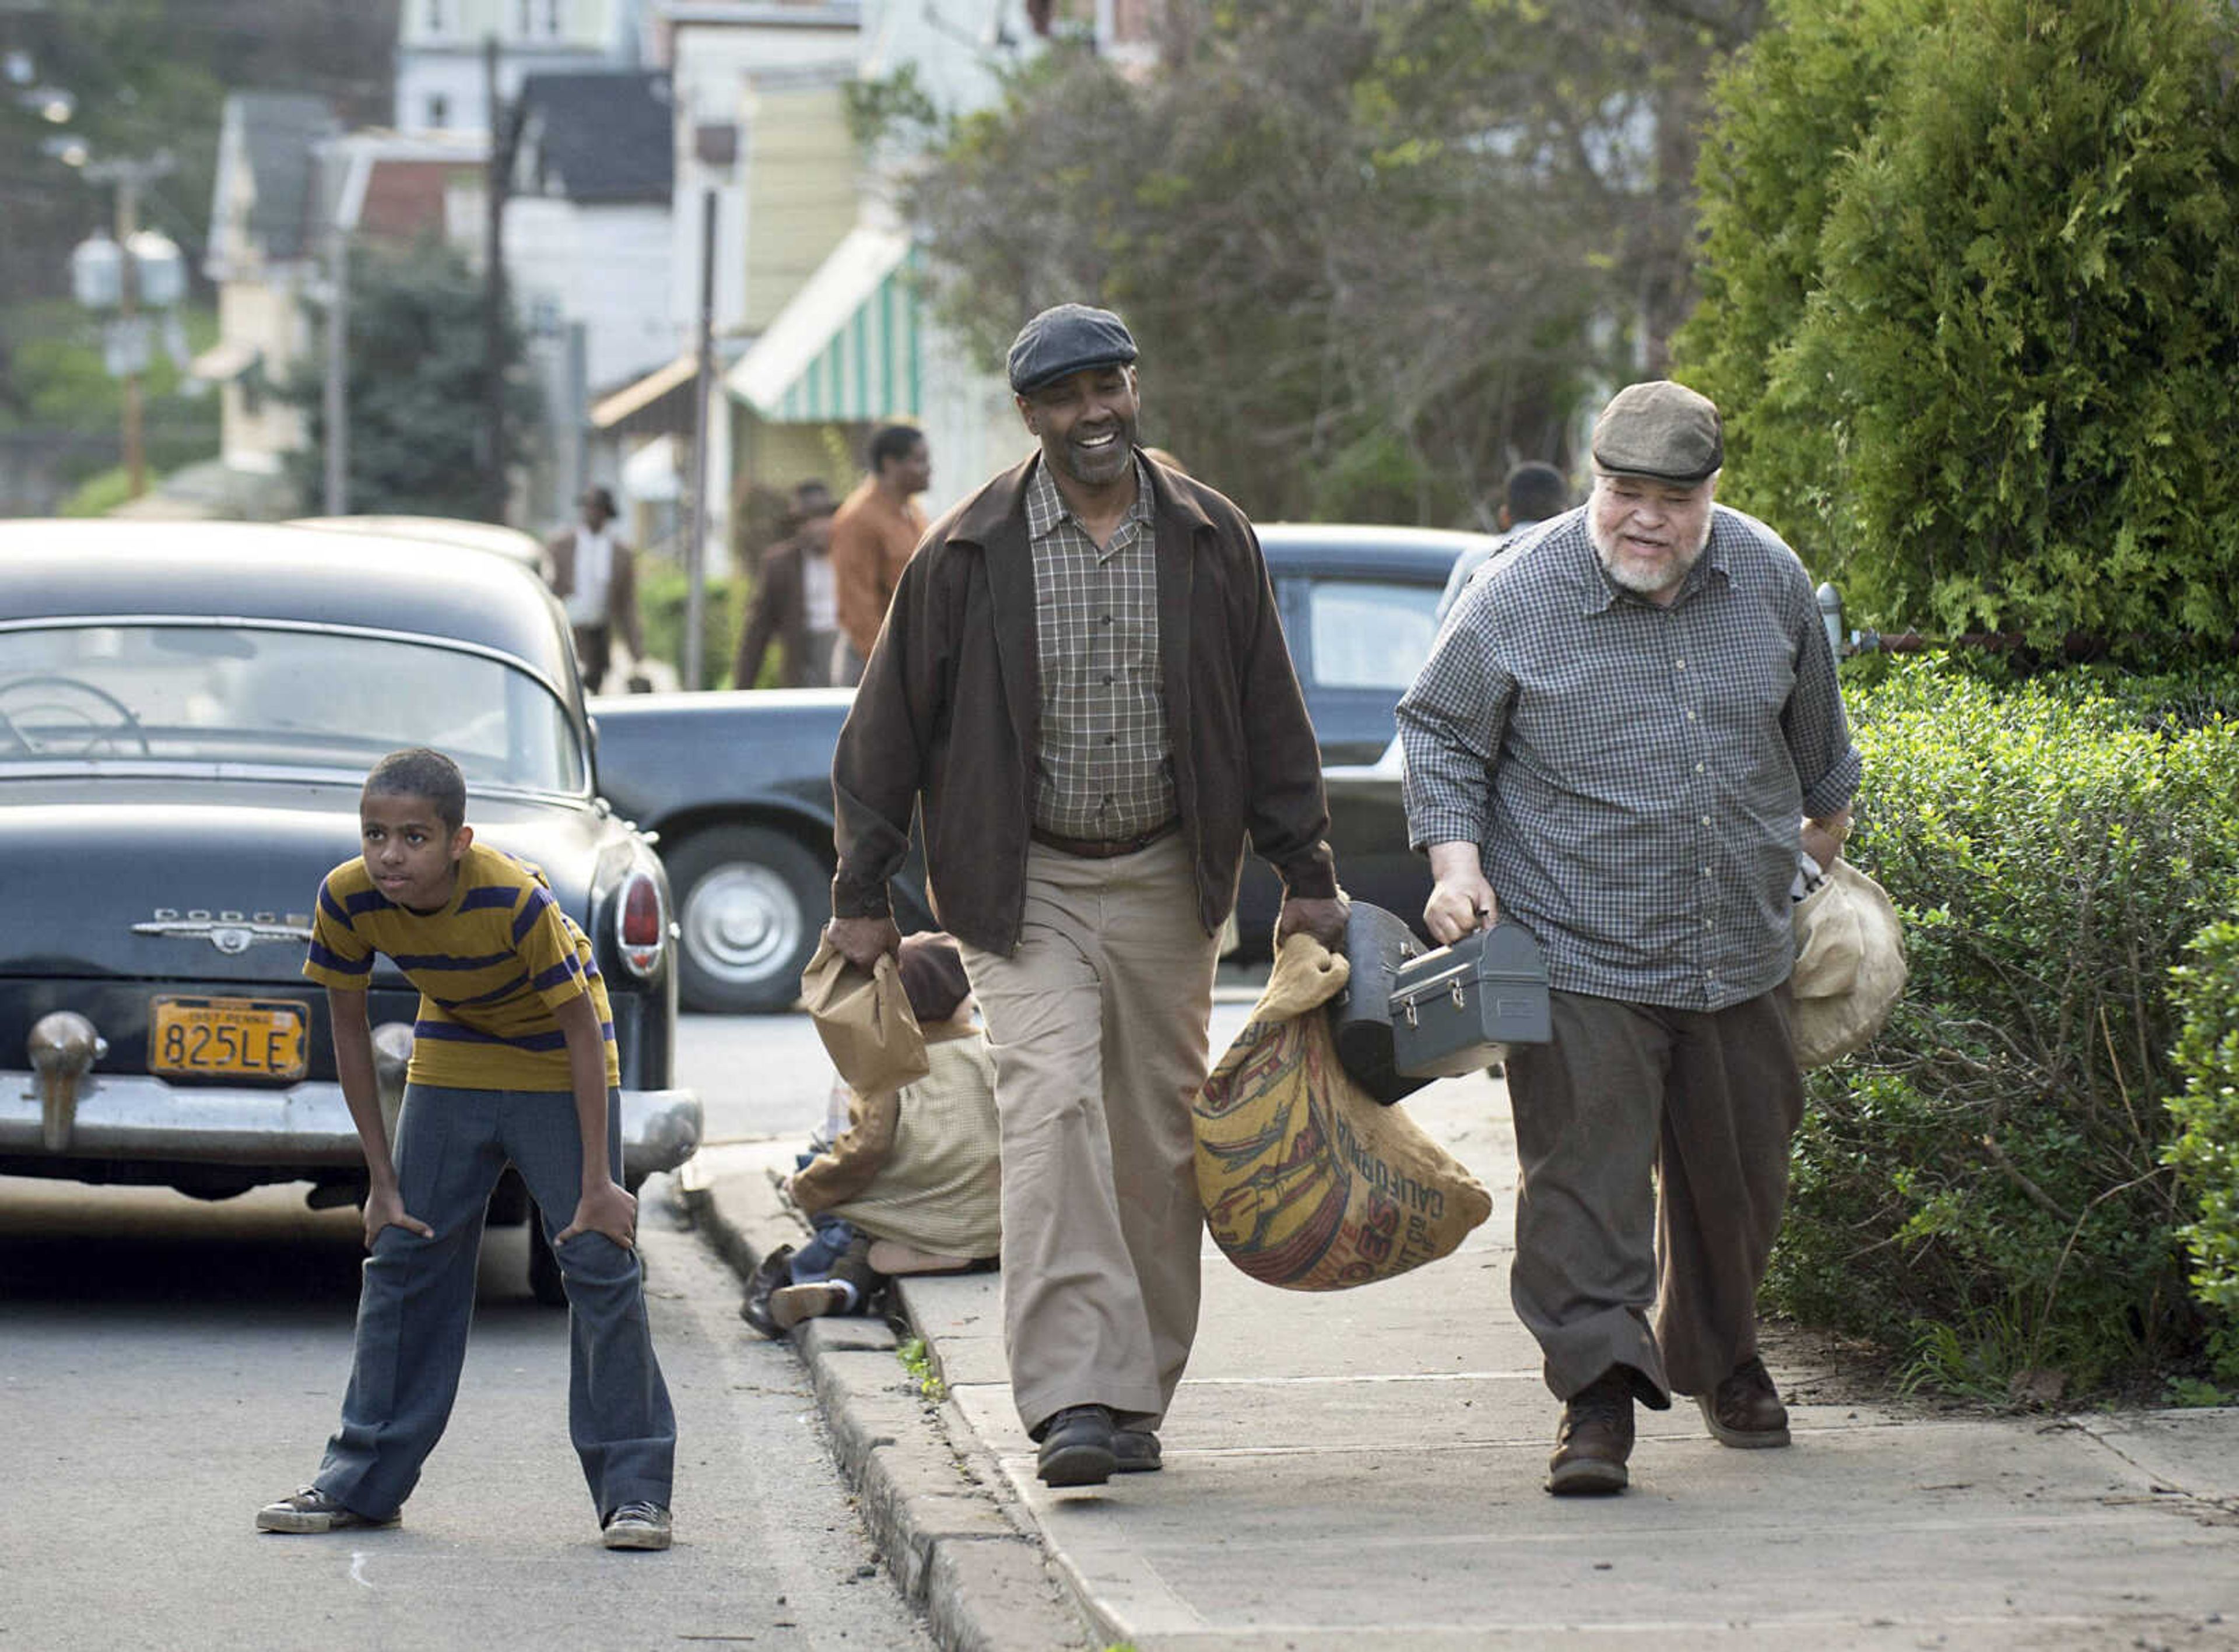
[{"x1": 303, "y1": 842, "x2": 619, "y2": 1091}]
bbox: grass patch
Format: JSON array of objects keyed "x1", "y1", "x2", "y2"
[{"x1": 897, "y1": 1335, "x2": 947, "y2": 1404}]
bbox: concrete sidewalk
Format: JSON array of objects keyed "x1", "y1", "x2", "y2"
[{"x1": 688, "y1": 1068, "x2": 2239, "y2": 1651}]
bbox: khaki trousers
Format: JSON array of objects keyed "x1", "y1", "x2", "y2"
[
  {"x1": 957, "y1": 832, "x2": 1220, "y2": 1436},
  {"x1": 1504, "y1": 985, "x2": 1805, "y2": 1404}
]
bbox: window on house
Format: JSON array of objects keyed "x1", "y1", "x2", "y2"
[
  {"x1": 425, "y1": 0, "x2": 444, "y2": 34},
  {"x1": 545, "y1": 0, "x2": 561, "y2": 35},
  {"x1": 426, "y1": 92, "x2": 449, "y2": 129},
  {"x1": 517, "y1": 0, "x2": 532, "y2": 35}
]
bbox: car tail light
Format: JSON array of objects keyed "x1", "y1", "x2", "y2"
[{"x1": 616, "y1": 869, "x2": 666, "y2": 978}]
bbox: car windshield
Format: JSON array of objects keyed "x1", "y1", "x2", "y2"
[
  {"x1": 1307, "y1": 578, "x2": 1445, "y2": 690},
  {"x1": 0, "y1": 624, "x2": 583, "y2": 792}
]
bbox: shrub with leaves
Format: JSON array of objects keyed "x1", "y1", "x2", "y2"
[
  {"x1": 2166, "y1": 915, "x2": 2239, "y2": 1385},
  {"x1": 1678, "y1": 0, "x2": 2239, "y2": 649},
  {"x1": 283, "y1": 239, "x2": 536, "y2": 521},
  {"x1": 636, "y1": 564, "x2": 741, "y2": 690},
  {"x1": 1770, "y1": 659, "x2": 2239, "y2": 1396}
]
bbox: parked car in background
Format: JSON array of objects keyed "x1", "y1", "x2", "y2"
[
  {"x1": 592, "y1": 523, "x2": 1490, "y2": 1012},
  {"x1": 0, "y1": 521, "x2": 701, "y2": 1302}
]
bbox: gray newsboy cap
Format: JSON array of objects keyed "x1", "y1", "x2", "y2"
[
  {"x1": 1591, "y1": 380, "x2": 1724, "y2": 483},
  {"x1": 1007, "y1": 303, "x2": 1138, "y2": 393}
]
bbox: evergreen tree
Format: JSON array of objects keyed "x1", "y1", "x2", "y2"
[
  {"x1": 284, "y1": 240, "x2": 536, "y2": 522},
  {"x1": 1678, "y1": 0, "x2": 2239, "y2": 649}
]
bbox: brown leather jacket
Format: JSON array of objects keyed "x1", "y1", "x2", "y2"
[
  {"x1": 734, "y1": 538, "x2": 826, "y2": 688},
  {"x1": 830, "y1": 452, "x2": 1336, "y2": 955},
  {"x1": 544, "y1": 526, "x2": 644, "y2": 655}
]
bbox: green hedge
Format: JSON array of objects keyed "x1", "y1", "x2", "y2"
[
  {"x1": 2167, "y1": 915, "x2": 2239, "y2": 1387},
  {"x1": 637, "y1": 564, "x2": 743, "y2": 690},
  {"x1": 1678, "y1": 0, "x2": 2239, "y2": 649},
  {"x1": 1772, "y1": 658, "x2": 2239, "y2": 1398}
]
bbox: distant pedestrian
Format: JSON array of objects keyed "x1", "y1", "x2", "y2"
[
  {"x1": 1398, "y1": 380, "x2": 1860, "y2": 1497},
  {"x1": 733, "y1": 480, "x2": 841, "y2": 688},
  {"x1": 257, "y1": 747, "x2": 676, "y2": 1549},
  {"x1": 822, "y1": 303, "x2": 1347, "y2": 1488},
  {"x1": 547, "y1": 486, "x2": 645, "y2": 694},
  {"x1": 1434, "y1": 461, "x2": 1570, "y2": 620},
  {"x1": 829, "y1": 424, "x2": 932, "y2": 686}
]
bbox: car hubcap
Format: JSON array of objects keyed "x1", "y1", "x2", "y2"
[{"x1": 681, "y1": 864, "x2": 801, "y2": 985}]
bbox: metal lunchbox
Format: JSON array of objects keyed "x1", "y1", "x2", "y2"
[
  {"x1": 1391, "y1": 923, "x2": 1553, "y2": 1079},
  {"x1": 1325, "y1": 901, "x2": 1431, "y2": 1106}
]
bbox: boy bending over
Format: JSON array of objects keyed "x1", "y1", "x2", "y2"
[{"x1": 257, "y1": 747, "x2": 676, "y2": 1550}]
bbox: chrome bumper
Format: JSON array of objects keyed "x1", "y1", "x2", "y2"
[{"x1": 0, "y1": 1069, "x2": 704, "y2": 1183}]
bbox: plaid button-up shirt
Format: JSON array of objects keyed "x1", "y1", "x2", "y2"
[
  {"x1": 1025, "y1": 453, "x2": 1177, "y2": 840},
  {"x1": 1398, "y1": 504, "x2": 1861, "y2": 1011}
]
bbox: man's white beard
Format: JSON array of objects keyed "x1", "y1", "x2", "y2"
[{"x1": 1589, "y1": 514, "x2": 1711, "y2": 596}]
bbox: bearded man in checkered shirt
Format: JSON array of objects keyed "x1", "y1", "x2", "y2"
[
  {"x1": 1397, "y1": 380, "x2": 1861, "y2": 1498},
  {"x1": 824, "y1": 304, "x2": 1348, "y2": 1489}
]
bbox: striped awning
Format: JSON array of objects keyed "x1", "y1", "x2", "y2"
[{"x1": 725, "y1": 225, "x2": 921, "y2": 423}]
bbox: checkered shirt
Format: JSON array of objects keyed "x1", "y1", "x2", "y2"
[
  {"x1": 1397, "y1": 504, "x2": 1861, "y2": 1011},
  {"x1": 1025, "y1": 453, "x2": 1177, "y2": 840}
]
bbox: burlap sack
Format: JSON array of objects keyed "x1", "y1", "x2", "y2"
[
  {"x1": 801, "y1": 939, "x2": 929, "y2": 1094},
  {"x1": 1791, "y1": 857, "x2": 1908, "y2": 1068},
  {"x1": 1194, "y1": 934, "x2": 1493, "y2": 1291}
]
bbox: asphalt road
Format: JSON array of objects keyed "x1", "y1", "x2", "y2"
[{"x1": 0, "y1": 1007, "x2": 932, "y2": 1652}]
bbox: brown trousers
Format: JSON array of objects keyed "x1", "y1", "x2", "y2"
[
  {"x1": 1504, "y1": 984, "x2": 1804, "y2": 1404},
  {"x1": 957, "y1": 832, "x2": 1220, "y2": 1437}
]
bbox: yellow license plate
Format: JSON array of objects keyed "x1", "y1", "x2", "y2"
[{"x1": 150, "y1": 996, "x2": 310, "y2": 1081}]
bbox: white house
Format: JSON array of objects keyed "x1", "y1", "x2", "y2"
[
  {"x1": 198, "y1": 91, "x2": 342, "y2": 494},
  {"x1": 506, "y1": 69, "x2": 677, "y2": 394},
  {"x1": 396, "y1": 0, "x2": 649, "y2": 133}
]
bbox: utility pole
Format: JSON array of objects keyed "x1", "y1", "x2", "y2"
[
  {"x1": 683, "y1": 188, "x2": 716, "y2": 693},
  {"x1": 82, "y1": 152, "x2": 176, "y2": 501},
  {"x1": 482, "y1": 34, "x2": 509, "y2": 525},
  {"x1": 322, "y1": 219, "x2": 349, "y2": 516}
]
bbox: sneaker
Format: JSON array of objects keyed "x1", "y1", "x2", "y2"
[
  {"x1": 602, "y1": 1501, "x2": 673, "y2": 1551},
  {"x1": 256, "y1": 1487, "x2": 399, "y2": 1534},
  {"x1": 1547, "y1": 1369, "x2": 1635, "y2": 1496},
  {"x1": 770, "y1": 1280, "x2": 852, "y2": 1329},
  {"x1": 1036, "y1": 1404, "x2": 1117, "y2": 1487},
  {"x1": 1697, "y1": 1355, "x2": 1791, "y2": 1449},
  {"x1": 1113, "y1": 1427, "x2": 1163, "y2": 1474}
]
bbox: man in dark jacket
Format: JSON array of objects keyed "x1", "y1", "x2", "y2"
[
  {"x1": 823, "y1": 304, "x2": 1347, "y2": 1488},
  {"x1": 732, "y1": 481, "x2": 838, "y2": 688}
]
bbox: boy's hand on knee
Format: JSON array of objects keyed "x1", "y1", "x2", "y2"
[
  {"x1": 556, "y1": 1180, "x2": 638, "y2": 1250},
  {"x1": 362, "y1": 1184, "x2": 434, "y2": 1249}
]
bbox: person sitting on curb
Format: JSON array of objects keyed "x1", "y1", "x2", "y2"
[{"x1": 742, "y1": 932, "x2": 1000, "y2": 1334}]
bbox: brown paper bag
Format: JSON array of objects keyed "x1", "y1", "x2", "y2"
[
  {"x1": 800, "y1": 939, "x2": 929, "y2": 1093},
  {"x1": 1194, "y1": 934, "x2": 1493, "y2": 1291}
]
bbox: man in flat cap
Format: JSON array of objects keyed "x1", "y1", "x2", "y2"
[
  {"x1": 823, "y1": 302, "x2": 1347, "y2": 1487},
  {"x1": 1397, "y1": 379, "x2": 1860, "y2": 1496}
]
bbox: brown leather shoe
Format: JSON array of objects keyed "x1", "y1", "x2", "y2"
[
  {"x1": 1697, "y1": 1355, "x2": 1791, "y2": 1448},
  {"x1": 1547, "y1": 1368, "x2": 1634, "y2": 1495}
]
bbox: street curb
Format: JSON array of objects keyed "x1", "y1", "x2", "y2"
[{"x1": 679, "y1": 1152, "x2": 1095, "y2": 1652}]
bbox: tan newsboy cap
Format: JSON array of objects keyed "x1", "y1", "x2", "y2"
[{"x1": 1591, "y1": 380, "x2": 1724, "y2": 483}]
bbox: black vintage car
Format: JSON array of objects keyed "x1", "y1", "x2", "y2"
[
  {"x1": 592, "y1": 522, "x2": 1486, "y2": 1012},
  {"x1": 0, "y1": 521, "x2": 701, "y2": 1297}
]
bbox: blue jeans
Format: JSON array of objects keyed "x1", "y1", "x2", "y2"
[
  {"x1": 313, "y1": 1084, "x2": 676, "y2": 1521},
  {"x1": 789, "y1": 1214, "x2": 861, "y2": 1286}
]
